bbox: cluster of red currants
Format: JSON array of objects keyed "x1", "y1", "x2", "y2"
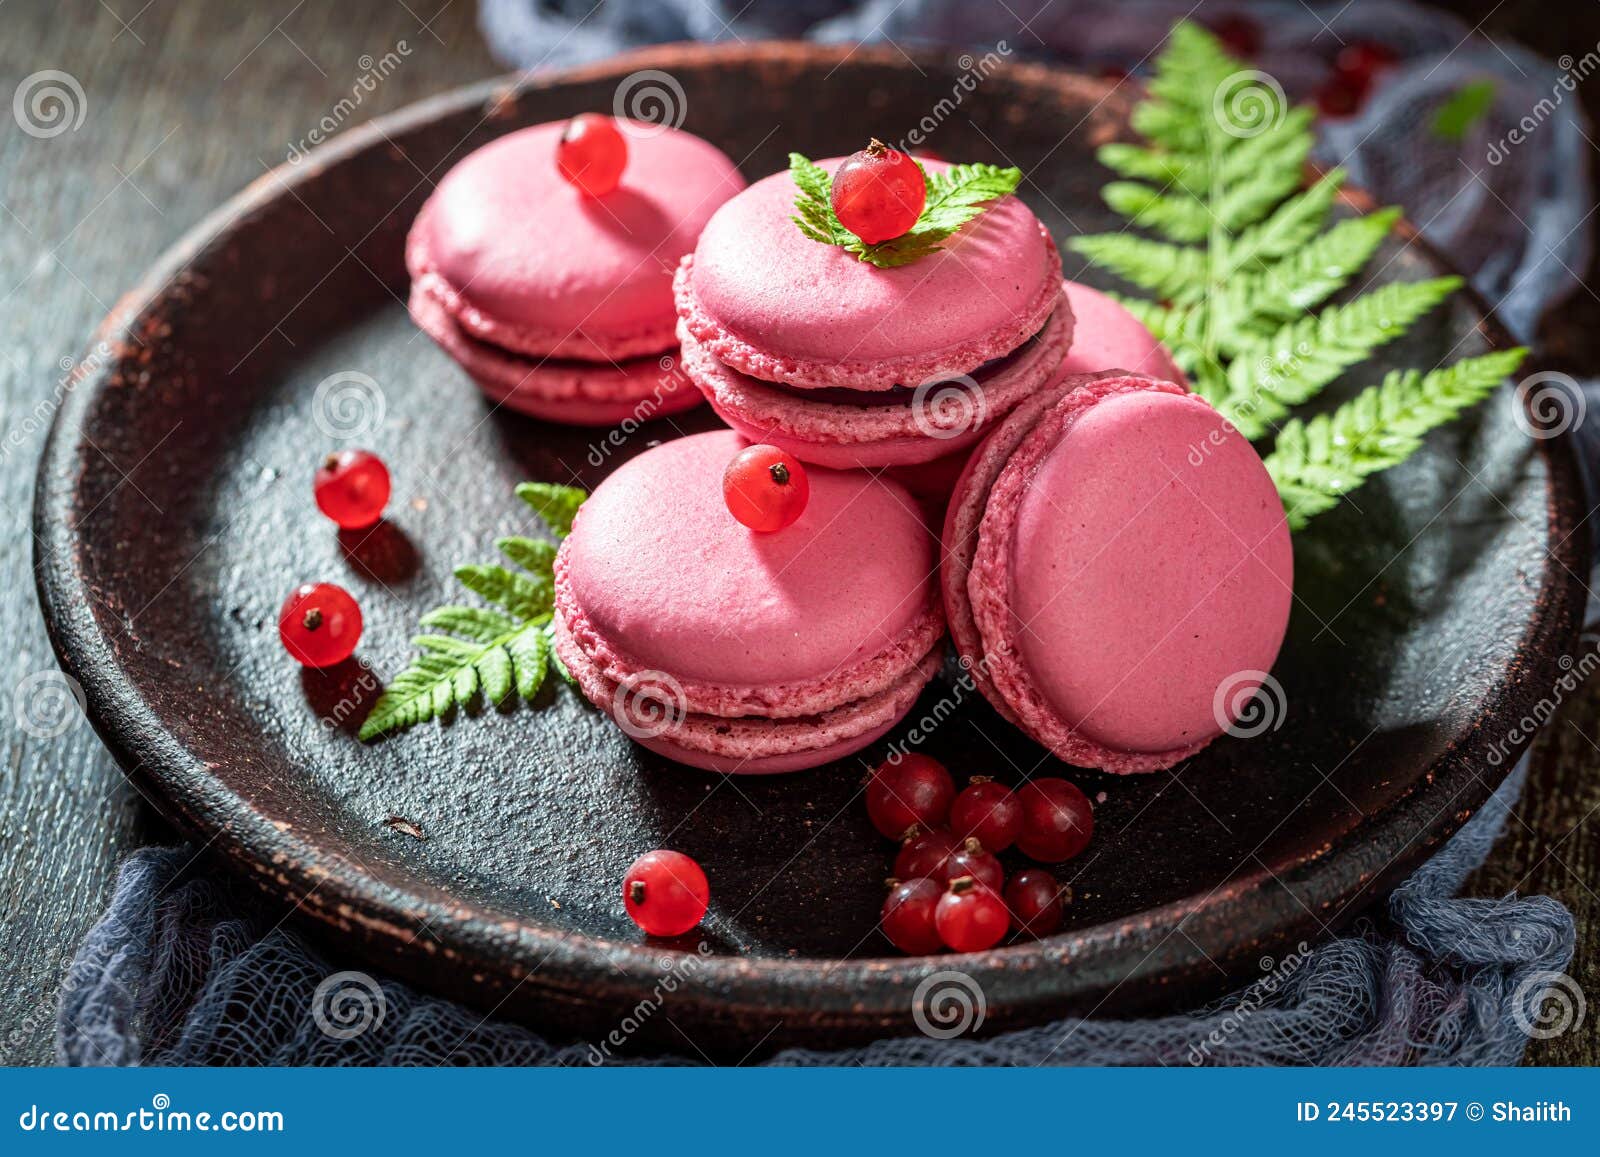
[
  {"x1": 867, "y1": 754, "x2": 1093, "y2": 954},
  {"x1": 277, "y1": 449, "x2": 391, "y2": 668}
]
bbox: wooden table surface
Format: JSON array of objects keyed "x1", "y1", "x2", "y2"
[{"x1": 1, "y1": 0, "x2": 1594, "y2": 1066}]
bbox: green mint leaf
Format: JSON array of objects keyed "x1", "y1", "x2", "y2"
[
  {"x1": 515, "y1": 481, "x2": 586, "y2": 537},
  {"x1": 1432, "y1": 80, "x2": 1497, "y2": 143},
  {"x1": 789, "y1": 154, "x2": 1021, "y2": 267},
  {"x1": 1264, "y1": 348, "x2": 1528, "y2": 529}
]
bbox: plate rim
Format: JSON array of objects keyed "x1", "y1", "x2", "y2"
[{"x1": 32, "y1": 39, "x2": 1592, "y2": 1042}]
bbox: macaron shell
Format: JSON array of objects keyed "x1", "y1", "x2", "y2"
[
  {"x1": 958, "y1": 376, "x2": 1293, "y2": 770},
  {"x1": 941, "y1": 374, "x2": 1117, "y2": 728},
  {"x1": 560, "y1": 430, "x2": 937, "y2": 691},
  {"x1": 677, "y1": 292, "x2": 1072, "y2": 468},
  {"x1": 408, "y1": 121, "x2": 745, "y2": 361},
  {"x1": 677, "y1": 160, "x2": 1065, "y2": 390},
  {"x1": 407, "y1": 283, "x2": 704, "y2": 426},
  {"x1": 554, "y1": 611, "x2": 940, "y2": 775},
  {"x1": 1056, "y1": 280, "x2": 1187, "y2": 384}
]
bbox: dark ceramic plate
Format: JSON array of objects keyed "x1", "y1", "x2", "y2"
[{"x1": 34, "y1": 42, "x2": 1588, "y2": 1056}]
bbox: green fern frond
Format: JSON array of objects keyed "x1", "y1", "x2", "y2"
[
  {"x1": 358, "y1": 483, "x2": 586, "y2": 740},
  {"x1": 1071, "y1": 19, "x2": 1496, "y2": 527},
  {"x1": 1265, "y1": 349, "x2": 1529, "y2": 529},
  {"x1": 1223, "y1": 169, "x2": 1346, "y2": 273},
  {"x1": 1224, "y1": 208, "x2": 1402, "y2": 333},
  {"x1": 1220, "y1": 277, "x2": 1461, "y2": 438},
  {"x1": 1069, "y1": 234, "x2": 1207, "y2": 301}
]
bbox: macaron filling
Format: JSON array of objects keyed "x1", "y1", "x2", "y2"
[
  {"x1": 676, "y1": 294, "x2": 1071, "y2": 455},
  {"x1": 555, "y1": 547, "x2": 946, "y2": 720},
  {"x1": 674, "y1": 233, "x2": 1065, "y2": 392},
  {"x1": 407, "y1": 285, "x2": 703, "y2": 425},
  {"x1": 406, "y1": 120, "x2": 745, "y2": 422},
  {"x1": 554, "y1": 612, "x2": 942, "y2": 769}
]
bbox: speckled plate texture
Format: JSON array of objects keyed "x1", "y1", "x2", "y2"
[{"x1": 33, "y1": 42, "x2": 1589, "y2": 1056}]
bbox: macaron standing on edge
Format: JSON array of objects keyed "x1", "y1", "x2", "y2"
[
  {"x1": 554, "y1": 430, "x2": 945, "y2": 774},
  {"x1": 673, "y1": 157, "x2": 1074, "y2": 477},
  {"x1": 942, "y1": 371, "x2": 1294, "y2": 773},
  {"x1": 407, "y1": 118, "x2": 746, "y2": 426}
]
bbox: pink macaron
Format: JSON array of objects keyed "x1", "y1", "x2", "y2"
[
  {"x1": 1057, "y1": 280, "x2": 1187, "y2": 383},
  {"x1": 673, "y1": 159, "x2": 1071, "y2": 469},
  {"x1": 554, "y1": 430, "x2": 944, "y2": 774},
  {"x1": 942, "y1": 371, "x2": 1293, "y2": 773},
  {"x1": 407, "y1": 119, "x2": 746, "y2": 425}
]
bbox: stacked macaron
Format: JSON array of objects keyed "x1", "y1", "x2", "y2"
[
  {"x1": 553, "y1": 430, "x2": 944, "y2": 774},
  {"x1": 672, "y1": 153, "x2": 1072, "y2": 474},
  {"x1": 408, "y1": 116, "x2": 746, "y2": 426},
  {"x1": 1056, "y1": 280, "x2": 1187, "y2": 384}
]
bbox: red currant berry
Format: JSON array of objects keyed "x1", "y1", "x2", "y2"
[
  {"x1": 313, "y1": 448, "x2": 391, "y2": 529},
  {"x1": 279, "y1": 582, "x2": 362, "y2": 668},
  {"x1": 1005, "y1": 868, "x2": 1065, "y2": 938},
  {"x1": 622, "y1": 849, "x2": 709, "y2": 937},
  {"x1": 557, "y1": 114, "x2": 627, "y2": 197},
  {"x1": 1315, "y1": 73, "x2": 1368, "y2": 119},
  {"x1": 938, "y1": 837, "x2": 1004, "y2": 892},
  {"x1": 1015, "y1": 778, "x2": 1094, "y2": 863},
  {"x1": 1335, "y1": 40, "x2": 1398, "y2": 84},
  {"x1": 893, "y1": 827, "x2": 959, "y2": 881},
  {"x1": 865, "y1": 753, "x2": 955, "y2": 839},
  {"x1": 831, "y1": 139, "x2": 926, "y2": 245},
  {"x1": 1207, "y1": 13, "x2": 1262, "y2": 58},
  {"x1": 949, "y1": 778, "x2": 1022, "y2": 852},
  {"x1": 882, "y1": 877, "x2": 943, "y2": 955},
  {"x1": 722, "y1": 444, "x2": 809, "y2": 533},
  {"x1": 934, "y1": 876, "x2": 1009, "y2": 953}
]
